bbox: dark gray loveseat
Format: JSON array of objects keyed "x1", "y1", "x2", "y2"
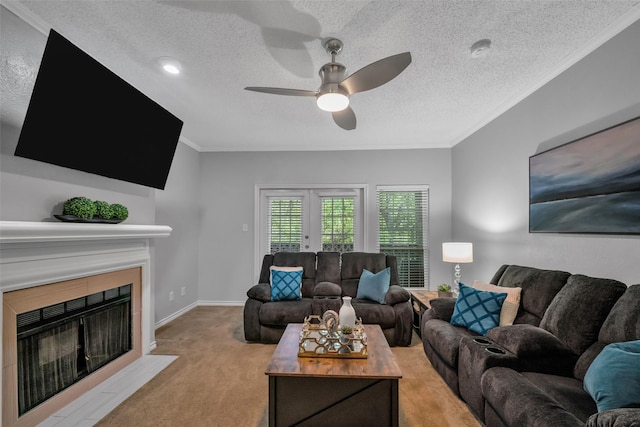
[
  {"x1": 421, "y1": 264, "x2": 640, "y2": 427},
  {"x1": 244, "y1": 251, "x2": 413, "y2": 346}
]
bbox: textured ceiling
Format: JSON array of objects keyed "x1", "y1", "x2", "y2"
[{"x1": 2, "y1": 1, "x2": 640, "y2": 152}]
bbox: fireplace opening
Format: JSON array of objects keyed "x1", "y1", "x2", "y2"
[{"x1": 16, "y1": 284, "x2": 132, "y2": 415}]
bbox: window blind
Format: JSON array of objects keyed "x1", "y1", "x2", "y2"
[
  {"x1": 377, "y1": 186, "x2": 429, "y2": 287},
  {"x1": 268, "y1": 198, "x2": 303, "y2": 253}
]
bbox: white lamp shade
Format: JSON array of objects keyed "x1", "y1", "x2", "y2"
[
  {"x1": 316, "y1": 92, "x2": 349, "y2": 112},
  {"x1": 442, "y1": 242, "x2": 473, "y2": 263}
]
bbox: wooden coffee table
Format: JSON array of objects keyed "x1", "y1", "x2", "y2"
[{"x1": 265, "y1": 323, "x2": 403, "y2": 427}]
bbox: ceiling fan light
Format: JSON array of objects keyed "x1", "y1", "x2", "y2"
[{"x1": 317, "y1": 93, "x2": 349, "y2": 112}]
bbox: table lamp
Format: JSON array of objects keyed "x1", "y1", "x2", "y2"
[{"x1": 442, "y1": 242, "x2": 473, "y2": 292}]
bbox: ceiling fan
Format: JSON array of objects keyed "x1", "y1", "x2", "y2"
[{"x1": 245, "y1": 38, "x2": 412, "y2": 130}]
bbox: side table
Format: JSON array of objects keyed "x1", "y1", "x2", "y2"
[{"x1": 409, "y1": 290, "x2": 438, "y2": 337}]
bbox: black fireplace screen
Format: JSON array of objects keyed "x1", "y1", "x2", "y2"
[{"x1": 16, "y1": 284, "x2": 132, "y2": 415}]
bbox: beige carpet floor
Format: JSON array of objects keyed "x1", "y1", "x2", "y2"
[{"x1": 96, "y1": 306, "x2": 480, "y2": 426}]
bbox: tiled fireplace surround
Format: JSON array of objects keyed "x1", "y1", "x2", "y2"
[{"x1": 0, "y1": 221, "x2": 171, "y2": 426}]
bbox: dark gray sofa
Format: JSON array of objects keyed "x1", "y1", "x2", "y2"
[
  {"x1": 421, "y1": 265, "x2": 571, "y2": 396},
  {"x1": 421, "y1": 264, "x2": 639, "y2": 426},
  {"x1": 482, "y1": 284, "x2": 640, "y2": 427},
  {"x1": 244, "y1": 251, "x2": 412, "y2": 346}
]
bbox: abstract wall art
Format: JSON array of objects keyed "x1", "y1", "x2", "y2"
[{"x1": 529, "y1": 116, "x2": 640, "y2": 234}]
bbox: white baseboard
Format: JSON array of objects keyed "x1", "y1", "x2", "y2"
[
  {"x1": 153, "y1": 301, "x2": 244, "y2": 330},
  {"x1": 154, "y1": 301, "x2": 198, "y2": 329},
  {"x1": 197, "y1": 300, "x2": 245, "y2": 307}
]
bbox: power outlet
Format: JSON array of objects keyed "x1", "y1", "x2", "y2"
[
  {"x1": 181, "y1": 286, "x2": 186, "y2": 296},
  {"x1": 169, "y1": 291, "x2": 174, "y2": 301}
]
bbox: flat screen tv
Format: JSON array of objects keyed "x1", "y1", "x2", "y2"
[{"x1": 14, "y1": 29, "x2": 183, "y2": 190}]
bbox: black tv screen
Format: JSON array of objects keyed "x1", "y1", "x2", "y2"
[{"x1": 15, "y1": 29, "x2": 183, "y2": 190}]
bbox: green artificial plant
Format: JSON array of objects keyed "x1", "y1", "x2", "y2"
[
  {"x1": 63, "y1": 197, "x2": 97, "y2": 220},
  {"x1": 110, "y1": 203, "x2": 129, "y2": 220},
  {"x1": 94, "y1": 200, "x2": 114, "y2": 219}
]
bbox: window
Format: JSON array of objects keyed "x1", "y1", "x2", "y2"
[
  {"x1": 377, "y1": 185, "x2": 429, "y2": 287},
  {"x1": 259, "y1": 187, "x2": 364, "y2": 256}
]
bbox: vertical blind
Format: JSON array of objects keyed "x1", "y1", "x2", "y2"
[
  {"x1": 268, "y1": 197, "x2": 303, "y2": 253},
  {"x1": 321, "y1": 197, "x2": 356, "y2": 253},
  {"x1": 377, "y1": 186, "x2": 430, "y2": 287}
]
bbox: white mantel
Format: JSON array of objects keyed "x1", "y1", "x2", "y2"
[
  {"x1": 0, "y1": 220, "x2": 171, "y2": 424},
  {"x1": 0, "y1": 221, "x2": 171, "y2": 292}
]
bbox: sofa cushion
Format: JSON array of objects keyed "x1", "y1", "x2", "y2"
[
  {"x1": 540, "y1": 274, "x2": 626, "y2": 356},
  {"x1": 313, "y1": 281, "x2": 342, "y2": 297},
  {"x1": 423, "y1": 319, "x2": 475, "y2": 367},
  {"x1": 270, "y1": 266, "x2": 303, "y2": 301},
  {"x1": 574, "y1": 284, "x2": 640, "y2": 380},
  {"x1": 356, "y1": 268, "x2": 391, "y2": 304},
  {"x1": 482, "y1": 367, "x2": 588, "y2": 426},
  {"x1": 598, "y1": 284, "x2": 640, "y2": 345},
  {"x1": 583, "y1": 340, "x2": 640, "y2": 412},
  {"x1": 451, "y1": 283, "x2": 507, "y2": 336},
  {"x1": 473, "y1": 280, "x2": 522, "y2": 326},
  {"x1": 352, "y1": 299, "x2": 396, "y2": 329},
  {"x1": 259, "y1": 299, "x2": 313, "y2": 326},
  {"x1": 587, "y1": 408, "x2": 640, "y2": 427},
  {"x1": 523, "y1": 371, "x2": 597, "y2": 422},
  {"x1": 341, "y1": 252, "x2": 388, "y2": 297},
  {"x1": 495, "y1": 265, "x2": 570, "y2": 325}
]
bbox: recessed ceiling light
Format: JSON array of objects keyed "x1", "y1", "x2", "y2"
[
  {"x1": 158, "y1": 57, "x2": 182, "y2": 75},
  {"x1": 470, "y1": 39, "x2": 491, "y2": 58}
]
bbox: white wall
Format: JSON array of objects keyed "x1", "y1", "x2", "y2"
[
  {"x1": 197, "y1": 149, "x2": 452, "y2": 303},
  {"x1": 452, "y1": 20, "x2": 640, "y2": 286}
]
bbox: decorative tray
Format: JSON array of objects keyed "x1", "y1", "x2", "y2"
[
  {"x1": 298, "y1": 313, "x2": 368, "y2": 359},
  {"x1": 54, "y1": 215, "x2": 123, "y2": 224}
]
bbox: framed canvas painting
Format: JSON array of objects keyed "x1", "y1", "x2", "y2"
[{"x1": 529, "y1": 116, "x2": 640, "y2": 234}]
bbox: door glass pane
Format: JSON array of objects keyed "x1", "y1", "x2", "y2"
[
  {"x1": 321, "y1": 197, "x2": 355, "y2": 253},
  {"x1": 269, "y1": 198, "x2": 302, "y2": 253}
]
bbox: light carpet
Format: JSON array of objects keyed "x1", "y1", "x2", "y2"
[{"x1": 96, "y1": 306, "x2": 480, "y2": 426}]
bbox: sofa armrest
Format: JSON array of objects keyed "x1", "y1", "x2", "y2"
[
  {"x1": 385, "y1": 285, "x2": 410, "y2": 305},
  {"x1": 313, "y1": 281, "x2": 342, "y2": 298},
  {"x1": 423, "y1": 297, "x2": 456, "y2": 322},
  {"x1": 587, "y1": 408, "x2": 640, "y2": 427},
  {"x1": 487, "y1": 324, "x2": 577, "y2": 375},
  {"x1": 247, "y1": 283, "x2": 271, "y2": 303},
  {"x1": 487, "y1": 324, "x2": 573, "y2": 358}
]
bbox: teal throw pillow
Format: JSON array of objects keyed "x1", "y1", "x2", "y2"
[
  {"x1": 356, "y1": 267, "x2": 391, "y2": 304},
  {"x1": 450, "y1": 283, "x2": 508, "y2": 336},
  {"x1": 270, "y1": 266, "x2": 303, "y2": 301},
  {"x1": 583, "y1": 340, "x2": 640, "y2": 412}
]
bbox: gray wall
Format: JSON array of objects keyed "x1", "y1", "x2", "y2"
[
  {"x1": 154, "y1": 142, "x2": 200, "y2": 322},
  {"x1": 0, "y1": 9, "x2": 199, "y2": 337},
  {"x1": 452, "y1": 20, "x2": 640, "y2": 286},
  {"x1": 197, "y1": 149, "x2": 452, "y2": 303}
]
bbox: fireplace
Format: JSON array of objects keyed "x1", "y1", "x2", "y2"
[
  {"x1": 1, "y1": 221, "x2": 171, "y2": 427},
  {"x1": 17, "y1": 283, "x2": 132, "y2": 415}
]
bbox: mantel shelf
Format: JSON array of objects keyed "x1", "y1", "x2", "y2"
[{"x1": 0, "y1": 221, "x2": 172, "y2": 244}]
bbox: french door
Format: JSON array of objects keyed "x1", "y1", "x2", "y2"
[{"x1": 258, "y1": 187, "x2": 364, "y2": 255}]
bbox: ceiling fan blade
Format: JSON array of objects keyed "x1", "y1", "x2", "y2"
[
  {"x1": 340, "y1": 52, "x2": 412, "y2": 94},
  {"x1": 244, "y1": 87, "x2": 318, "y2": 96},
  {"x1": 332, "y1": 106, "x2": 356, "y2": 130}
]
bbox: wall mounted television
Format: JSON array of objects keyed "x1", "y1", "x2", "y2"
[{"x1": 14, "y1": 29, "x2": 183, "y2": 190}]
